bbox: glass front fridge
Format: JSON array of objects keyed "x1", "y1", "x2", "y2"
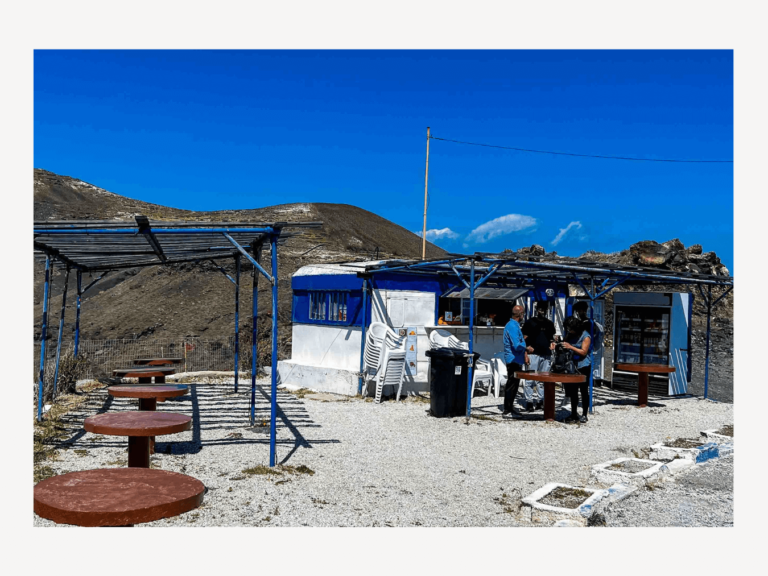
[
  {"x1": 614, "y1": 306, "x2": 670, "y2": 365},
  {"x1": 612, "y1": 291, "x2": 692, "y2": 396}
]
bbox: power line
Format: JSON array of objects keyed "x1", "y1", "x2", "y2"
[{"x1": 429, "y1": 135, "x2": 733, "y2": 164}]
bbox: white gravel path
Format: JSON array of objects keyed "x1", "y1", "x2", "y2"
[{"x1": 34, "y1": 380, "x2": 733, "y2": 527}]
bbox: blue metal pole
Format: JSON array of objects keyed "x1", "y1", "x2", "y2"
[
  {"x1": 52, "y1": 266, "x2": 71, "y2": 396},
  {"x1": 466, "y1": 259, "x2": 476, "y2": 418},
  {"x1": 74, "y1": 271, "x2": 82, "y2": 357},
  {"x1": 269, "y1": 235, "x2": 279, "y2": 466},
  {"x1": 589, "y1": 277, "x2": 595, "y2": 414},
  {"x1": 250, "y1": 243, "x2": 262, "y2": 425},
  {"x1": 234, "y1": 255, "x2": 240, "y2": 393},
  {"x1": 37, "y1": 256, "x2": 52, "y2": 421},
  {"x1": 704, "y1": 286, "x2": 712, "y2": 399},
  {"x1": 358, "y1": 279, "x2": 369, "y2": 395}
]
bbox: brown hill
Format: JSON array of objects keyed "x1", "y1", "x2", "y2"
[{"x1": 33, "y1": 169, "x2": 445, "y2": 361}]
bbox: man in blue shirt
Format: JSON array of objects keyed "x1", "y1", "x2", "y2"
[{"x1": 503, "y1": 304, "x2": 528, "y2": 417}]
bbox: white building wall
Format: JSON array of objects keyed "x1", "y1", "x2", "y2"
[{"x1": 290, "y1": 324, "x2": 362, "y2": 371}]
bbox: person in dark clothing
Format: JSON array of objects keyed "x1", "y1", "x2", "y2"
[
  {"x1": 502, "y1": 304, "x2": 528, "y2": 417},
  {"x1": 561, "y1": 315, "x2": 592, "y2": 423},
  {"x1": 521, "y1": 301, "x2": 557, "y2": 411}
]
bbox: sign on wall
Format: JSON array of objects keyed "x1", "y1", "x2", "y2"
[{"x1": 404, "y1": 327, "x2": 418, "y2": 377}]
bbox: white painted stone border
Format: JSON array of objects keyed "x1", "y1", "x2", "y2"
[
  {"x1": 701, "y1": 428, "x2": 733, "y2": 442},
  {"x1": 522, "y1": 483, "x2": 608, "y2": 526},
  {"x1": 650, "y1": 441, "x2": 721, "y2": 463},
  {"x1": 591, "y1": 457, "x2": 666, "y2": 487}
]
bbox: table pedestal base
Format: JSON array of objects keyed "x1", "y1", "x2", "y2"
[
  {"x1": 544, "y1": 382, "x2": 556, "y2": 422},
  {"x1": 138, "y1": 377, "x2": 151, "y2": 384},
  {"x1": 138, "y1": 398, "x2": 157, "y2": 454},
  {"x1": 638, "y1": 373, "x2": 649, "y2": 408},
  {"x1": 128, "y1": 436, "x2": 150, "y2": 468}
]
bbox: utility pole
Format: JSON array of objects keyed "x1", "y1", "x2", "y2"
[{"x1": 422, "y1": 127, "x2": 430, "y2": 260}]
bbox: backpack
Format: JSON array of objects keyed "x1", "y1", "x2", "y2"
[{"x1": 550, "y1": 343, "x2": 576, "y2": 374}]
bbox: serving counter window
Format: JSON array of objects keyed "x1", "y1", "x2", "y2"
[{"x1": 437, "y1": 287, "x2": 530, "y2": 327}]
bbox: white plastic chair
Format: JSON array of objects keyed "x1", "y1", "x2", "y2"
[
  {"x1": 430, "y1": 330, "x2": 498, "y2": 398},
  {"x1": 363, "y1": 322, "x2": 405, "y2": 399},
  {"x1": 375, "y1": 347, "x2": 407, "y2": 403}
]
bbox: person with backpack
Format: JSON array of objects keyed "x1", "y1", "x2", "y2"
[
  {"x1": 521, "y1": 300, "x2": 556, "y2": 411},
  {"x1": 573, "y1": 300, "x2": 604, "y2": 361},
  {"x1": 561, "y1": 315, "x2": 592, "y2": 423}
]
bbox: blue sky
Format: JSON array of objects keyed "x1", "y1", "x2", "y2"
[{"x1": 34, "y1": 50, "x2": 733, "y2": 270}]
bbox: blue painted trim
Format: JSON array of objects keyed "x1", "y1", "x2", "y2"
[{"x1": 292, "y1": 290, "x2": 364, "y2": 326}]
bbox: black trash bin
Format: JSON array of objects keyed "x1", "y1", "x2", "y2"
[{"x1": 425, "y1": 347, "x2": 482, "y2": 418}]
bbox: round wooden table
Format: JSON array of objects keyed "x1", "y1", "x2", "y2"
[
  {"x1": 34, "y1": 468, "x2": 205, "y2": 526},
  {"x1": 108, "y1": 385, "x2": 188, "y2": 411},
  {"x1": 133, "y1": 358, "x2": 183, "y2": 367},
  {"x1": 108, "y1": 385, "x2": 189, "y2": 454},
  {"x1": 84, "y1": 412, "x2": 192, "y2": 468},
  {"x1": 112, "y1": 366, "x2": 177, "y2": 384},
  {"x1": 515, "y1": 371, "x2": 586, "y2": 422},
  {"x1": 615, "y1": 363, "x2": 676, "y2": 407}
]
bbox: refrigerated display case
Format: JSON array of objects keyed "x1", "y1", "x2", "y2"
[{"x1": 612, "y1": 292, "x2": 693, "y2": 395}]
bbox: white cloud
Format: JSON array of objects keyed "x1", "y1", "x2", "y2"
[
  {"x1": 415, "y1": 227, "x2": 460, "y2": 241},
  {"x1": 465, "y1": 214, "x2": 538, "y2": 245},
  {"x1": 551, "y1": 221, "x2": 583, "y2": 246}
]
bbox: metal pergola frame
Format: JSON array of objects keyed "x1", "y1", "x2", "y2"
[
  {"x1": 356, "y1": 253, "x2": 733, "y2": 417},
  {"x1": 34, "y1": 216, "x2": 322, "y2": 467}
]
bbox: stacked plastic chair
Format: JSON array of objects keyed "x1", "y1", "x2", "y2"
[
  {"x1": 428, "y1": 329, "x2": 498, "y2": 398},
  {"x1": 362, "y1": 322, "x2": 407, "y2": 402},
  {"x1": 374, "y1": 347, "x2": 407, "y2": 404}
]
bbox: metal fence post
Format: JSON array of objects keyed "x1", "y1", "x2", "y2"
[{"x1": 37, "y1": 255, "x2": 52, "y2": 421}]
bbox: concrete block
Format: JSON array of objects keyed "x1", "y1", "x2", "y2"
[
  {"x1": 522, "y1": 483, "x2": 608, "y2": 526},
  {"x1": 591, "y1": 458, "x2": 666, "y2": 487}
]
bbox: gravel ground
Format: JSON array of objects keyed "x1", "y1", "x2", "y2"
[
  {"x1": 603, "y1": 455, "x2": 733, "y2": 527},
  {"x1": 34, "y1": 380, "x2": 733, "y2": 527}
]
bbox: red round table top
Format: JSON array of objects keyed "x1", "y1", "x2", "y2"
[
  {"x1": 514, "y1": 371, "x2": 586, "y2": 383},
  {"x1": 84, "y1": 412, "x2": 192, "y2": 437},
  {"x1": 615, "y1": 363, "x2": 676, "y2": 374},
  {"x1": 112, "y1": 366, "x2": 176, "y2": 378},
  {"x1": 34, "y1": 468, "x2": 205, "y2": 526},
  {"x1": 108, "y1": 385, "x2": 188, "y2": 399}
]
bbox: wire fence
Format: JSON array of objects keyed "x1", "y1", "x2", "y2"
[{"x1": 33, "y1": 337, "x2": 245, "y2": 384}]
